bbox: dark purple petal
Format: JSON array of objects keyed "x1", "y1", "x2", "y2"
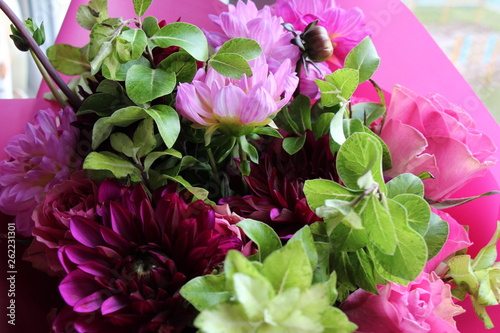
[
  {"x1": 70, "y1": 216, "x2": 105, "y2": 247},
  {"x1": 59, "y1": 270, "x2": 100, "y2": 306},
  {"x1": 78, "y1": 262, "x2": 114, "y2": 279},
  {"x1": 101, "y1": 295, "x2": 129, "y2": 315},
  {"x1": 73, "y1": 290, "x2": 106, "y2": 313}
]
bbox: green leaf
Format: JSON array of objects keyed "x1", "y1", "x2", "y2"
[
  {"x1": 83, "y1": 151, "x2": 141, "y2": 181},
  {"x1": 423, "y1": 212, "x2": 449, "y2": 261},
  {"x1": 78, "y1": 92, "x2": 131, "y2": 117},
  {"x1": 393, "y1": 194, "x2": 430, "y2": 236},
  {"x1": 180, "y1": 274, "x2": 231, "y2": 311},
  {"x1": 288, "y1": 226, "x2": 318, "y2": 269},
  {"x1": 76, "y1": 0, "x2": 108, "y2": 30},
  {"x1": 133, "y1": 117, "x2": 157, "y2": 158},
  {"x1": 330, "y1": 107, "x2": 346, "y2": 146},
  {"x1": 430, "y1": 191, "x2": 500, "y2": 209},
  {"x1": 143, "y1": 149, "x2": 181, "y2": 173},
  {"x1": 252, "y1": 126, "x2": 283, "y2": 138},
  {"x1": 386, "y1": 173, "x2": 425, "y2": 198},
  {"x1": 144, "y1": 105, "x2": 180, "y2": 148},
  {"x1": 158, "y1": 52, "x2": 197, "y2": 83},
  {"x1": 448, "y1": 255, "x2": 479, "y2": 294},
  {"x1": 194, "y1": 303, "x2": 254, "y2": 333},
  {"x1": 142, "y1": 16, "x2": 159, "y2": 37},
  {"x1": 216, "y1": 37, "x2": 262, "y2": 61},
  {"x1": 316, "y1": 69, "x2": 359, "y2": 107},
  {"x1": 370, "y1": 199, "x2": 428, "y2": 282},
  {"x1": 337, "y1": 132, "x2": 386, "y2": 193},
  {"x1": 209, "y1": 53, "x2": 252, "y2": 79},
  {"x1": 151, "y1": 22, "x2": 208, "y2": 61},
  {"x1": 47, "y1": 44, "x2": 90, "y2": 75},
  {"x1": 289, "y1": 94, "x2": 312, "y2": 132},
  {"x1": 233, "y1": 273, "x2": 274, "y2": 320},
  {"x1": 349, "y1": 249, "x2": 378, "y2": 294},
  {"x1": 133, "y1": 0, "x2": 152, "y2": 17},
  {"x1": 303, "y1": 179, "x2": 359, "y2": 212},
  {"x1": 110, "y1": 132, "x2": 136, "y2": 157},
  {"x1": 317, "y1": 199, "x2": 363, "y2": 232},
  {"x1": 91, "y1": 106, "x2": 148, "y2": 149},
  {"x1": 262, "y1": 241, "x2": 313, "y2": 293},
  {"x1": 363, "y1": 195, "x2": 397, "y2": 255},
  {"x1": 102, "y1": 56, "x2": 150, "y2": 81},
  {"x1": 283, "y1": 135, "x2": 306, "y2": 155},
  {"x1": 224, "y1": 250, "x2": 266, "y2": 287},
  {"x1": 119, "y1": 29, "x2": 148, "y2": 61},
  {"x1": 351, "y1": 102, "x2": 385, "y2": 126},
  {"x1": 344, "y1": 36, "x2": 380, "y2": 83},
  {"x1": 238, "y1": 136, "x2": 259, "y2": 163},
  {"x1": 236, "y1": 219, "x2": 282, "y2": 262},
  {"x1": 312, "y1": 112, "x2": 334, "y2": 138},
  {"x1": 472, "y1": 221, "x2": 500, "y2": 270},
  {"x1": 330, "y1": 223, "x2": 369, "y2": 252},
  {"x1": 362, "y1": 128, "x2": 392, "y2": 171},
  {"x1": 321, "y1": 307, "x2": 358, "y2": 333},
  {"x1": 125, "y1": 65, "x2": 176, "y2": 104},
  {"x1": 90, "y1": 40, "x2": 113, "y2": 75}
]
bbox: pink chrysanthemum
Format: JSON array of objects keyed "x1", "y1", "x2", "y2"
[
  {"x1": 205, "y1": 0, "x2": 300, "y2": 73},
  {"x1": 273, "y1": 0, "x2": 370, "y2": 68},
  {"x1": 176, "y1": 56, "x2": 298, "y2": 137},
  {"x1": 0, "y1": 107, "x2": 81, "y2": 236}
]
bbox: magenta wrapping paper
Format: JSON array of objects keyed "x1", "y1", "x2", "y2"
[{"x1": 0, "y1": 0, "x2": 499, "y2": 332}]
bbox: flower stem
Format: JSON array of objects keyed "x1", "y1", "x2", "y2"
[
  {"x1": 0, "y1": 0, "x2": 82, "y2": 109},
  {"x1": 207, "y1": 148, "x2": 221, "y2": 185},
  {"x1": 30, "y1": 50, "x2": 69, "y2": 108},
  {"x1": 369, "y1": 79, "x2": 387, "y2": 135}
]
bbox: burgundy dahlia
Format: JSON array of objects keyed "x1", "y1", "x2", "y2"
[
  {"x1": 49, "y1": 181, "x2": 243, "y2": 332},
  {"x1": 221, "y1": 130, "x2": 338, "y2": 236}
]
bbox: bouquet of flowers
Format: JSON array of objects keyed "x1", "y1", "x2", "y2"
[{"x1": 1, "y1": 0, "x2": 500, "y2": 332}]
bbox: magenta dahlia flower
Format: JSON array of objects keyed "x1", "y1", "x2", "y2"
[
  {"x1": 51, "y1": 181, "x2": 244, "y2": 332},
  {"x1": 273, "y1": 0, "x2": 370, "y2": 68},
  {"x1": 221, "y1": 131, "x2": 337, "y2": 236},
  {"x1": 205, "y1": 0, "x2": 300, "y2": 73},
  {"x1": 0, "y1": 107, "x2": 81, "y2": 236},
  {"x1": 176, "y1": 56, "x2": 298, "y2": 137}
]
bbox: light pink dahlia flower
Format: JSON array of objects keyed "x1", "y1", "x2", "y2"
[
  {"x1": 205, "y1": 0, "x2": 300, "y2": 73},
  {"x1": 176, "y1": 56, "x2": 298, "y2": 136},
  {"x1": 0, "y1": 107, "x2": 81, "y2": 236},
  {"x1": 273, "y1": 0, "x2": 370, "y2": 68}
]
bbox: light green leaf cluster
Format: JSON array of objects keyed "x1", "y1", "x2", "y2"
[
  {"x1": 304, "y1": 132, "x2": 444, "y2": 296},
  {"x1": 447, "y1": 221, "x2": 500, "y2": 329},
  {"x1": 181, "y1": 221, "x2": 357, "y2": 333}
]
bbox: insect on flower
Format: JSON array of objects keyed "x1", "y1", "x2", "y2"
[{"x1": 282, "y1": 19, "x2": 334, "y2": 76}]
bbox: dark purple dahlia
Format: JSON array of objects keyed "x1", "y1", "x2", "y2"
[
  {"x1": 51, "y1": 181, "x2": 243, "y2": 332},
  {"x1": 221, "y1": 131, "x2": 338, "y2": 236}
]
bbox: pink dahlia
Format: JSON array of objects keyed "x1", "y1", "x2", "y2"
[
  {"x1": 176, "y1": 56, "x2": 298, "y2": 136},
  {"x1": 273, "y1": 0, "x2": 370, "y2": 68},
  {"x1": 52, "y1": 182, "x2": 244, "y2": 332},
  {"x1": 205, "y1": 0, "x2": 300, "y2": 73},
  {"x1": 221, "y1": 131, "x2": 337, "y2": 236},
  {"x1": 0, "y1": 107, "x2": 81, "y2": 236},
  {"x1": 341, "y1": 272, "x2": 465, "y2": 333}
]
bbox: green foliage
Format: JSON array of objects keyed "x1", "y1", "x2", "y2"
[
  {"x1": 316, "y1": 68, "x2": 359, "y2": 107},
  {"x1": 158, "y1": 52, "x2": 197, "y2": 83},
  {"x1": 133, "y1": 0, "x2": 153, "y2": 17},
  {"x1": 208, "y1": 37, "x2": 262, "y2": 79},
  {"x1": 180, "y1": 227, "x2": 357, "y2": 333},
  {"x1": 76, "y1": 0, "x2": 108, "y2": 30},
  {"x1": 47, "y1": 44, "x2": 90, "y2": 75},
  {"x1": 236, "y1": 219, "x2": 282, "y2": 262},
  {"x1": 447, "y1": 222, "x2": 500, "y2": 329},
  {"x1": 344, "y1": 36, "x2": 380, "y2": 83},
  {"x1": 151, "y1": 22, "x2": 209, "y2": 61},
  {"x1": 83, "y1": 151, "x2": 142, "y2": 181}
]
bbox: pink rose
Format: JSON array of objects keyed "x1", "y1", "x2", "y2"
[
  {"x1": 24, "y1": 172, "x2": 99, "y2": 275},
  {"x1": 424, "y1": 209, "x2": 472, "y2": 276},
  {"x1": 341, "y1": 272, "x2": 465, "y2": 333},
  {"x1": 380, "y1": 85, "x2": 496, "y2": 201}
]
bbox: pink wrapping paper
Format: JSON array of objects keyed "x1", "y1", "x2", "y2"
[{"x1": 1, "y1": 0, "x2": 499, "y2": 332}]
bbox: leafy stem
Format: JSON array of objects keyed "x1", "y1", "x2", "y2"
[{"x1": 0, "y1": 0, "x2": 82, "y2": 109}]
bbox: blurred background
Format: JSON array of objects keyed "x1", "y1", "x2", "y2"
[{"x1": 0, "y1": 0, "x2": 499, "y2": 123}]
